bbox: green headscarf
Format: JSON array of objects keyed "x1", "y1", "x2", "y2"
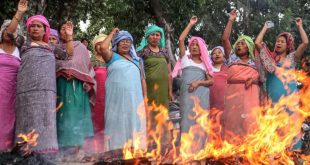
[
  {"x1": 136, "y1": 25, "x2": 165, "y2": 52},
  {"x1": 233, "y1": 35, "x2": 255, "y2": 59}
]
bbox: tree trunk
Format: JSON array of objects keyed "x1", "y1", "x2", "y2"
[
  {"x1": 37, "y1": 0, "x2": 47, "y2": 15},
  {"x1": 150, "y1": 0, "x2": 176, "y2": 66}
]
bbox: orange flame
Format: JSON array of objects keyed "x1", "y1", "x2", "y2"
[
  {"x1": 17, "y1": 129, "x2": 39, "y2": 155},
  {"x1": 17, "y1": 129, "x2": 39, "y2": 146},
  {"x1": 122, "y1": 68, "x2": 310, "y2": 164},
  {"x1": 55, "y1": 101, "x2": 63, "y2": 112}
]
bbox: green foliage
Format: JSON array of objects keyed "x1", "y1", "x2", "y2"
[{"x1": 0, "y1": 0, "x2": 309, "y2": 55}]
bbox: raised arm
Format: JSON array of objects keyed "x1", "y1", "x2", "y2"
[
  {"x1": 259, "y1": 46, "x2": 276, "y2": 73},
  {"x1": 222, "y1": 9, "x2": 237, "y2": 59},
  {"x1": 178, "y1": 16, "x2": 197, "y2": 58},
  {"x1": 167, "y1": 63, "x2": 174, "y2": 101},
  {"x1": 255, "y1": 21, "x2": 272, "y2": 50},
  {"x1": 64, "y1": 21, "x2": 74, "y2": 56},
  {"x1": 6, "y1": 0, "x2": 27, "y2": 36},
  {"x1": 96, "y1": 28, "x2": 119, "y2": 62},
  {"x1": 295, "y1": 17, "x2": 309, "y2": 60}
]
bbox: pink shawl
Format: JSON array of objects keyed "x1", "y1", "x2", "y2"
[
  {"x1": 56, "y1": 41, "x2": 96, "y2": 106},
  {"x1": 0, "y1": 53, "x2": 20, "y2": 150}
]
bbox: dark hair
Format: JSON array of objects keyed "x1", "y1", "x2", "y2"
[
  {"x1": 58, "y1": 20, "x2": 68, "y2": 32},
  {"x1": 81, "y1": 38, "x2": 88, "y2": 42}
]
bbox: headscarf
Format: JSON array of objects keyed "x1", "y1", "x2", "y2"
[
  {"x1": 112, "y1": 30, "x2": 139, "y2": 61},
  {"x1": 211, "y1": 46, "x2": 225, "y2": 58},
  {"x1": 233, "y1": 35, "x2": 255, "y2": 59},
  {"x1": 49, "y1": 28, "x2": 59, "y2": 43},
  {"x1": 26, "y1": 15, "x2": 50, "y2": 43},
  {"x1": 0, "y1": 19, "x2": 22, "y2": 42},
  {"x1": 172, "y1": 36, "x2": 213, "y2": 78},
  {"x1": 260, "y1": 32, "x2": 295, "y2": 60},
  {"x1": 136, "y1": 25, "x2": 165, "y2": 52},
  {"x1": 276, "y1": 32, "x2": 295, "y2": 53},
  {"x1": 92, "y1": 34, "x2": 111, "y2": 62},
  {"x1": 211, "y1": 46, "x2": 226, "y2": 64}
]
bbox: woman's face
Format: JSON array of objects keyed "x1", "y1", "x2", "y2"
[
  {"x1": 147, "y1": 32, "x2": 161, "y2": 47},
  {"x1": 275, "y1": 36, "x2": 288, "y2": 54},
  {"x1": 212, "y1": 48, "x2": 225, "y2": 64},
  {"x1": 235, "y1": 39, "x2": 249, "y2": 57},
  {"x1": 117, "y1": 39, "x2": 131, "y2": 55},
  {"x1": 1, "y1": 29, "x2": 12, "y2": 43},
  {"x1": 94, "y1": 43, "x2": 101, "y2": 54},
  {"x1": 60, "y1": 24, "x2": 67, "y2": 41},
  {"x1": 189, "y1": 39, "x2": 200, "y2": 56},
  {"x1": 29, "y1": 20, "x2": 45, "y2": 41},
  {"x1": 49, "y1": 35, "x2": 58, "y2": 45}
]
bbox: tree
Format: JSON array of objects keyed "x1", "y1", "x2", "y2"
[{"x1": 1, "y1": 0, "x2": 309, "y2": 57}]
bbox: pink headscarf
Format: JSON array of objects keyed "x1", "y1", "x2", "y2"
[
  {"x1": 26, "y1": 15, "x2": 50, "y2": 43},
  {"x1": 172, "y1": 36, "x2": 213, "y2": 78}
]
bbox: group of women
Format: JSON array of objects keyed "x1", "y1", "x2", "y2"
[
  {"x1": 0, "y1": 0, "x2": 309, "y2": 162},
  {"x1": 0, "y1": 0, "x2": 95, "y2": 159}
]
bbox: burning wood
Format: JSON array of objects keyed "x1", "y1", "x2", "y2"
[
  {"x1": 118, "y1": 69, "x2": 310, "y2": 164},
  {"x1": 95, "y1": 157, "x2": 150, "y2": 165}
]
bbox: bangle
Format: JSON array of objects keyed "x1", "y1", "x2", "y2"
[
  {"x1": 13, "y1": 16, "x2": 20, "y2": 22},
  {"x1": 67, "y1": 39, "x2": 73, "y2": 43}
]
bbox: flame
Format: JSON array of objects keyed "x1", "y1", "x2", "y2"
[
  {"x1": 122, "y1": 68, "x2": 310, "y2": 164},
  {"x1": 17, "y1": 129, "x2": 39, "y2": 155},
  {"x1": 55, "y1": 101, "x2": 63, "y2": 112},
  {"x1": 17, "y1": 129, "x2": 39, "y2": 146}
]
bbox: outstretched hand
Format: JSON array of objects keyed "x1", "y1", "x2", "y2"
[
  {"x1": 189, "y1": 16, "x2": 198, "y2": 25},
  {"x1": 229, "y1": 9, "x2": 237, "y2": 21},
  {"x1": 111, "y1": 28, "x2": 119, "y2": 36},
  {"x1": 17, "y1": 0, "x2": 28, "y2": 13},
  {"x1": 296, "y1": 17, "x2": 303, "y2": 27},
  {"x1": 264, "y1": 20, "x2": 274, "y2": 30},
  {"x1": 64, "y1": 21, "x2": 74, "y2": 37}
]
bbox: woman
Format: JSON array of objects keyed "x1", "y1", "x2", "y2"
[
  {"x1": 221, "y1": 9, "x2": 260, "y2": 143},
  {"x1": 82, "y1": 34, "x2": 109, "y2": 154},
  {"x1": 49, "y1": 28, "x2": 59, "y2": 45},
  {"x1": 15, "y1": 13, "x2": 74, "y2": 152},
  {"x1": 136, "y1": 25, "x2": 173, "y2": 151},
  {"x1": 255, "y1": 18, "x2": 308, "y2": 150},
  {"x1": 209, "y1": 46, "x2": 228, "y2": 111},
  {"x1": 56, "y1": 22, "x2": 95, "y2": 151},
  {"x1": 255, "y1": 18, "x2": 308, "y2": 104},
  {"x1": 96, "y1": 28, "x2": 147, "y2": 157},
  {"x1": 172, "y1": 16, "x2": 213, "y2": 156},
  {"x1": 0, "y1": 0, "x2": 25, "y2": 151}
]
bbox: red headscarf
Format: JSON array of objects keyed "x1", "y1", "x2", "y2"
[
  {"x1": 26, "y1": 15, "x2": 50, "y2": 43},
  {"x1": 273, "y1": 32, "x2": 295, "y2": 59}
]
